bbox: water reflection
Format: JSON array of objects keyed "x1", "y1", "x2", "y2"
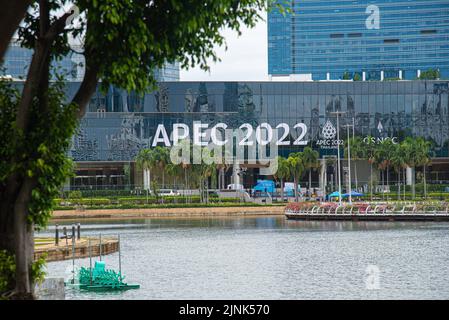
[{"x1": 42, "y1": 216, "x2": 449, "y2": 300}]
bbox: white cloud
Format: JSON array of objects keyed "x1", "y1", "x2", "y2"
[{"x1": 180, "y1": 12, "x2": 268, "y2": 81}]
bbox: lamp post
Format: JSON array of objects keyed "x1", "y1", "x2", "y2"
[
  {"x1": 343, "y1": 123, "x2": 354, "y2": 205},
  {"x1": 329, "y1": 111, "x2": 346, "y2": 206}
]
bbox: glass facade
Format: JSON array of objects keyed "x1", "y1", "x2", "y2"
[
  {"x1": 268, "y1": 0, "x2": 449, "y2": 80},
  {"x1": 62, "y1": 80, "x2": 449, "y2": 162},
  {"x1": 1, "y1": 41, "x2": 180, "y2": 82},
  {"x1": 2, "y1": 41, "x2": 85, "y2": 81}
]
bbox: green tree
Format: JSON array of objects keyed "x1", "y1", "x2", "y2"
[
  {"x1": 152, "y1": 146, "x2": 170, "y2": 189},
  {"x1": 413, "y1": 138, "x2": 432, "y2": 199},
  {"x1": 166, "y1": 162, "x2": 183, "y2": 190},
  {"x1": 287, "y1": 152, "x2": 304, "y2": 202},
  {"x1": 402, "y1": 137, "x2": 421, "y2": 199},
  {"x1": 344, "y1": 136, "x2": 365, "y2": 191},
  {"x1": 302, "y1": 147, "x2": 319, "y2": 197},
  {"x1": 418, "y1": 68, "x2": 440, "y2": 80},
  {"x1": 391, "y1": 142, "x2": 407, "y2": 200},
  {"x1": 373, "y1": 139, "x2": 395, "y2": 200},
  {"x1": 0, "y1": 0, "x2": 274, "y2": 299},
  {"x1": 273, "y1": 156, "x2": 290, "y2": 202},
  {"x1": 365, "y1": 136, "x2": 377, "y2": 201},
  {"x1": 135, "y1": 148, "x2": 156, "y2": 192},
  {"x1": 342, "y1": 72, "x2": 351, "y2": 80}
]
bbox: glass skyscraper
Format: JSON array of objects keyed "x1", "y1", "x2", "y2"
[
  {"x1": 268, "y1": 0, "x2": 449, "y2": 80},
  {"x1": 1, "y1": 40, "x2": 180, "y2": 82}
]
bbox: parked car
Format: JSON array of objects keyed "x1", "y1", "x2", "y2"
[
  {"x1": 158, "y1": 189, "x2": 181, "y2": 196},
  {"x1": 227, "y1": 183, "x2": 244, "y2": 190}
]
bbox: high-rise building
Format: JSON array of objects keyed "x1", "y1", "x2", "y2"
[
  {"x1": 1, "y1": 40, "x2": 180, "y2": 82},
  {"x1": 268, "y1": 0, "x2": 449, "y2": 80}
]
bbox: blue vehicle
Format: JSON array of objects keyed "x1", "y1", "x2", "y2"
[{"x1": 252, "y1": 180, "x2": 275, "y2": 196}]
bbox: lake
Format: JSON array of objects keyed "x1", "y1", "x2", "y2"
[{"x1": 39, "y1": 215, "x2": 449, "y2": 299}]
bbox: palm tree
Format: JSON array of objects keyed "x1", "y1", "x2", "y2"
[
  {"x1": 302, "y1": 147, "x2": 320, "y2": 197},
  {"x1": 152, "y1": 146, "x2": 170, "y2": 188},
  {"x1": 381, "y1": 139, "x2": 395, "y2": 200},
  {"x1": 414, "y1": 138, "x2": 432, "y2": 199},
  {"x1": 391, "y1": 142, "x2": 407, "y2": 200},
  {"x1": 135, "y1": 148, "x2": 155, "y2": 192},
  {"x1": 166, "y1": 162, "x2": 183, "y2": 189},
  {"x1": 402, "y1": 137, "x2": 420, "y2": 199},
  {"x1": 287, "y1": 152, "x2": 304, "y2": 202},
  {"x1": 274, "y1": 156, "x2": 290, "y2": 202},
  {"x1": 365, "y1": 136, "x2": 377, "y2": 201}
]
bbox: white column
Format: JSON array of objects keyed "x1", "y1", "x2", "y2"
[
  {"x1": 319, "y1": 159, "x2": 326, "y2": 191},
  {"x1": 417, "y1": 69, "x2": 421, "y2": 78},
  {"x1": 143, "y1": 169, "x2": 148, "y2": 190},
  {"x1": 380, "y1": 70, "x2": 384, "y2": 81},
  {"x1": 406, "y1": 167, "x2": 413, "y2": 186},
  {"x1": 362, "y1": 72, "x2": 366, "y2": 81},
  {"x1": 326, "y1": 72, "x2": 330, "y2": 81},
  {"x1": 399, "y1": 70, "x2": 403, "y2": 80},
  {"x1": 233, "y1": 161, "x2": 240, "y2": 186}
]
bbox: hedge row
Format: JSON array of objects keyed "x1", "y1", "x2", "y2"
[
  {"x1": 53, "y1": 202, "x2": 281, "y2": 211},
  {"x1": 54, "y1": 196, "x2": 242, "y2": 206}
]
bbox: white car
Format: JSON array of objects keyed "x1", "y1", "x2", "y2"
[
  {"x1": 227, "y1": 183, "x2": 245, "y2": 190},
  {"x1": 159, "y1": 189, "x2": 181, "y2": 196}
]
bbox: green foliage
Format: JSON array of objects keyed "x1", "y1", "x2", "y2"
[
  {"x1": 418, "y1": 68, "x2": 440, "y2": 80},
  {"x1": 0, "y1": 250, "x2": 45, "y2": 296},
  {"x1": 0, "y1": 79, "x2": 78, "y2": 229},
  {"x1": 342, "y1": 72, "x2": 351, "y2": 80},
  {"x1": 0, "y1": 250, "x2": 15, "y2": 293},
  {"x1": 274, "y1": 156, "x2": 290, "y2": 181},
  {"x1": 55, "y1": 202, "x2": 276, "y2": 211},
  {"x1": 68, "y1": 190, "x2": 82, "y2": 199},
  {"x1": 21, "y1": 0, "x2": 271, "y2": 94},
  {"x1": 30, "y1": 254, "x2": 47, "y2": 285}
]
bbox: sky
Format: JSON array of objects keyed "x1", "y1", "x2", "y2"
[{"x1": 180, "y1": 12, "x2": 268, "y2": 81}]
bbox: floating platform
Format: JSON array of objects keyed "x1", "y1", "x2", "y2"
[
  {"x1": 34, "y1": 237, "x2": 119, "y2": 262},
  {"x1": 285, "y1": 211, "x2": 449, "y2": 222}
]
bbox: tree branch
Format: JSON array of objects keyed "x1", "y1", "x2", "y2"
[
  {"x1": 43, "y1": 11, "x2": 73, "y2": 41},
  {"x1": 0, "y1": 0, "x2": 33, "y2": 61},
  {"x1": 71, "y1": 61, "x2": 99, "y2": 119}
]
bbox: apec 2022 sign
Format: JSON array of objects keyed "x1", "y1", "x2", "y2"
[{"x1": 149, "y1": 120, "x2": 397, "y2": 149}]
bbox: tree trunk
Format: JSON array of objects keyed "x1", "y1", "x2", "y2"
[
  {"x1": 423, "y1": 165, "x2": 427, "y2": 199},
  {"x1": 370, "y1": 163, "x2": 373, "y2": 201},
  {"x1": 0, "y1": 0, "x2": 32, "y2": 61},
  {"x1": 294, "y1": 176, "x2": 299, "y2": 202},
  {"x1": 308, "y1": 170, "x2": 312, "y2": 198},
  {"x1": 386, "y1": 166, "x2": 390, "y2": 202},
  {"x1": 398, "y1": 170, "x2": 401, "y2": 201},
  {"x1": 280, "y1": 178, "x2": 284, "y2": 202},
  {"x1": 354, "y1": 161, "x2": 358, "y2": 191},
  {"x1": 382, "y1": 170, "x2": 385, "y2": 201},
  {"x1": 403, "y1": 168, "x2": 406, "y2": 200},
  {"x1": 13, "y1": 178, "x2": 36, "y2": 299}
]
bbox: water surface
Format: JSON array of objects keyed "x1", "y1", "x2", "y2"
[{"x1": 40, "y1": 216, "x2": 449, "y2": 299}]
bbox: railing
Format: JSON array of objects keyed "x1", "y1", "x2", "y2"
[{"x1": 285, "y1": 201, "x2": 449, "y2": 216}]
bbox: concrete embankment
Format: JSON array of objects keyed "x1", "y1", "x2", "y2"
[
  {"x1": 51, "y1": 205, "x2": 285, "y2": 221},
  {"x1": 34, "y1": 237, "x2": 118, "y2": 262}
]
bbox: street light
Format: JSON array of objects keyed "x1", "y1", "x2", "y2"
[
  {"x1": 329, "y1": 111, "x2": 346, "y2": 206},
  {"x1": 343, "y1": 123, "x2": 354, "y2": 205}
]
